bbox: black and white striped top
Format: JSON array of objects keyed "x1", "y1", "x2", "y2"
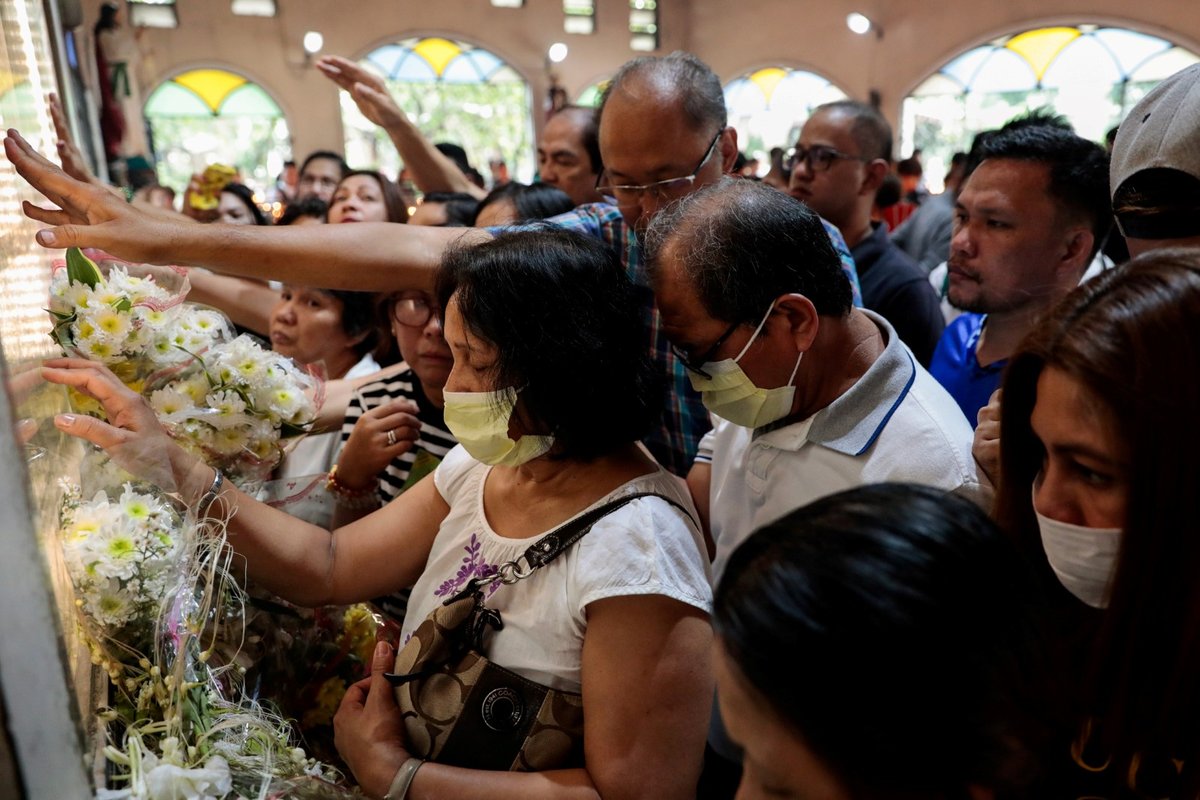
[{"x1": 339, "y1": 367, "x2": 457, "y2": 504}]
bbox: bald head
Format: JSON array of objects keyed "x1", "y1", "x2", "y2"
[{"x1": 599, "y1": 51, "x2": 727, "y2": 135}]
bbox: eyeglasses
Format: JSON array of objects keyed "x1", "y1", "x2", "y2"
[
  {"x1": 392, "y1": 295, "x2": 439, "y2": 328},
  {"x1": 670, "y1": 319, "x2": 742, "y2": 380},
  {"x1": 596, "y1": 128, "x2": 725, "y2": 205},
  {"x1": 784, "y1": 143, "x2": 870, "y2": 174}
]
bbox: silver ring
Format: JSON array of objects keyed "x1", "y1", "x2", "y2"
[{"x1": 386, "y1": 428, "x2": 397, "y2": 446}]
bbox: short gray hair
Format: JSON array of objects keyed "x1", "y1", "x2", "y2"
[{"x1": 598, "y1": 51, "x2": 726, "y2": 133}]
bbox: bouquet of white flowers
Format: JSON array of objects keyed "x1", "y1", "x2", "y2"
[{"x1": 149, "y1": 335, "x2": 320, "y2": 486}]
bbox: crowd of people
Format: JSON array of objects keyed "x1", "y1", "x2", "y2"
[{"x1": 11, "y1": 45, "x2": 1200, "y2": 799}]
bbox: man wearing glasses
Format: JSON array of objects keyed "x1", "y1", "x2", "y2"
[
  {"x1": 644, "y1": 177, "x2": 983, "y2": 793},
  {"x1": 788, "y1": 101, "x2": 944, "y2": 366},
  {"x1": 9, "y1": 52, "x2": 860, "y2": 478}
]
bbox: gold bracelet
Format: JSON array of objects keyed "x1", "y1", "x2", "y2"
[{"x1": 326, "y1": 464, "x2": 378, "y2": 508}]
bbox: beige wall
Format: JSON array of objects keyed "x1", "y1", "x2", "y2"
[{"x1": 87, "y1": 0, "x2": 1200, "y2": 162}]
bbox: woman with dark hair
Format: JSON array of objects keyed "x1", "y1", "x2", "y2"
[
  {"x1": 271, "y1": 285, "x2": 383, "y2": 481},
  {"x1": 329, "y1": 169, "x2": 409, "y2": 225},
  {"x1": 993, "y1": 247, "x2": 1200, "y2": 797},
  {"x1": 473, "y1": 182, "x2": 575, "y2": 227},
  {"x1": 217, "y1": 182, "x2": 269, "y2": 226},
  {"x1": 715, "y1": 483, "x2": 1056, "y2": 800},
  {"x1": 44, "y1": 228, "x2": 713, "y2": 798}
]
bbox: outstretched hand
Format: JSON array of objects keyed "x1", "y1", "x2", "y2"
[
  {"x1": 4, "y1": 129, "x2": 172, "y2": 263},
  {"x1": 40, "y1": 358, "x2": 190, "y2": 493},
  {"x1": 334, "y1": 640, "x2": 411, "y2": 798},
  {"x1": 48, "y1": 93, "x2": 105, "y2": 189},
  {"x1": 316, "y1": 56, "x2": 408, "y2": 131}
]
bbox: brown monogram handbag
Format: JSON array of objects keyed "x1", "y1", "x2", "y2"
[{"x1": 386, "y1": 491, "x2": 689, "y2": 771}]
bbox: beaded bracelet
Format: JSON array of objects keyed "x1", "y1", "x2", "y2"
[{"x1": 326, "y1": 464, "x2": 379, "y2": 509}]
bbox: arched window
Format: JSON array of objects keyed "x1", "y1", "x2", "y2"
[
  {"x1": 144, "y1": 68, "x2": 290, "y2": 198},
  {"x1": 903, "y1": 25, "x2": 1199, "y2": 192},
  {"x1": 343, "y1": 37, "x2": 533, "y2": 186},
  {"x1": 724, "y1": 67, "x2": 847, "y2": 163},
  {"x1": 576, "y1": 79, "x2": 609, "y2": 108}
]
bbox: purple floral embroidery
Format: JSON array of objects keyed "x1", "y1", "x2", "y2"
[{"x1": 434, "y1": 533, "x2": 501, "y2": 599}]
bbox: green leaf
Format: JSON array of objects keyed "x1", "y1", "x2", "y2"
[
  {"x1": 66, "y1": 247, "x2": 102, "y2": 289},
  {"x1": 113, "y1": 298, "x2": 132, "y2": 312}
]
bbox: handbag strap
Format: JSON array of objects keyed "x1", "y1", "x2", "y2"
[{"x1": 445, "y1": 491, "x2": 693, "y2": 604}]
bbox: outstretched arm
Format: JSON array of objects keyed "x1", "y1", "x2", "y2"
[
  {"x1": 317, "y1": 56, "x2": 486, "y2": 200},
  {"x1": 41, "y1": 358, "x2": 447, "y2": 605},
  {"x1": 5, "y1": 130, "x2": 489, "y2": 291}
]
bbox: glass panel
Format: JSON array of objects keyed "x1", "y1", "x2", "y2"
[
  {"x1": 940, "y1": 46, "x2": 996, "y2": 89},
  {"x1": 143, "y1": 80, "x2": 212, "y2": 117},
  {"x1": 968, "y1": 48, "x2": 1037, "y2": 93},
  {"x1": 724, "y1": 67, "x2": 846, "y2": 155},
  {"x1": 218, "y1": 82, "x2": 283, "y2": 116},
  {"x1": 230, "y1": 0, "x2": 276, "y2": 16},
  {"x1": 1041, "y1": 35, "x2": 1122, "y2": 89},
  {"x1": 630, "y1": 33, "x2": 657, "y2": 52},
  {"x1": 1005, "y1": 27, "x2": 1080, "y2": 81},
  {"x1": 564, "y1": 15, "x2": 594, "y2": 35},
  {"x1": 1130, "y1": 47, "x2": 1200, "y2": 82},
  {"x1": 411, "y1": 37, "x2": 463, "y2": 78},
  {"x1": 1093, "y1": 27, "x2": 1171, "y2": 76},
  {"x1": 172, "y1": 68, "x2": 247, "y2": 114},
  {"x1": 128, "y1": 4, "x2": 177, "y2": 28},
  {"x1": 910, "y1": 73, "x2": 965, "y2": 97}
]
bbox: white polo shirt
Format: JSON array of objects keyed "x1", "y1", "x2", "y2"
[{"x1": 698, "y1": 310, "x2": 986, "y2": 583}]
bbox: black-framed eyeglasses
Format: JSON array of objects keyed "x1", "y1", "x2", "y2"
[
  {"x1": 671, "y1": 319, "x2": 742, "y2": 380},
  {"x1": 784, "y1": 143, "x2": 870, "y2": 174},
  {"x1": 392, "y1": 294, "x2": 439, "y2": 328},
  {"x1": 596, "y1": 128, "x2": 725, "y2": 205}
]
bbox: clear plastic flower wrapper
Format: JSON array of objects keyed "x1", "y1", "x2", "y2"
[
  {"x1": 57, "y1": 447, "x2": 359, "y2": 799},
  {"x1": 49, "y1": 248, "x2": 323, "y2": 488}
]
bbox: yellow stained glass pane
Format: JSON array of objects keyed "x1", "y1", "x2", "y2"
[
  {"x1": 172, "y1": 69, "x2": 247, "y2": 114},
  {"x1": 749, "y1": 67, "x2": 788, "y2": 104},
  {"x1": 412, "y1": 37, "x2": 463, "y2": 78},
  {"x1": 1006, "y1": 27, "x2": 1080, "y2": 81}
]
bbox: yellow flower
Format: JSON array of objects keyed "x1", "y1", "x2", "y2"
[{"x1": 302, "y1": 677, "x2": 347, "y2": 728}]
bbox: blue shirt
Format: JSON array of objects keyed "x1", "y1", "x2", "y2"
[
  {"x1": 928, "y1": 312, "x2": 1005, "y2": 428},
  {"x1": 498, "y1": 202, "x2": 862, "y2": 476}
]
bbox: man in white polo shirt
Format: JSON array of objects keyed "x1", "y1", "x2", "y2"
[{"x1": 646, "y1": 178, "x2": 985, "y2": 583}]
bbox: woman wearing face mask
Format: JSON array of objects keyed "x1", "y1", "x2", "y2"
[
  {"x1": 43, "y1": 228, "x2": 713, "y2": 799},
  {"x1": 994, "y1": 247, "x2": 1200, "y2": 797}
]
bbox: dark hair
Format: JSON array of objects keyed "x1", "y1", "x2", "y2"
[
  {"x1": 814, "y1": 99, "x2": 893, "y2": 162},
  {"x1": 599, "y1": 51, "x2": 727, "y2": 133},
  {"x1": 874, "y1": 172, "x2": 902, "y2": 209},
  {"x1": 474, "y1": 182, "x2": 575, "y2": 224},
  {"x1": 1112, "y1": 167, "x2": 1200, "y2": 240},
  {"x1": 435, "y1": 227, "x2": 662, "y2": 461},
  {"x1": 994, "y1": 248, "x2": 1200, "y2": 790},
  {"x1": 221, "y1": 182, "x2": 268, "y2": 226},
  {"x1": 434, "y1": 142, "x2": 472, "y2": 175},
  {"x1": 716, "y1": 484, "x2": 1055, "y2": 799},
  {"x1": 974, "y1": 116, "x2": 1110, "y2": 258},
  {"x1": 420, "y1": 191, "x2": 480, "y2": 227},
  {"x1": 643, "y1": 177, "x2": 852, "y2": 322},
  {"x1": 278, "y1": 195, "x2": 327, "y2": 226},
  {"x1": 550, "y1": 105, "x2": 603, "y2": 174},
  {"x1": 95, "y1": 2, "x2": 119, "y2": 33},
  {"x1": 324, "y1": 288, "x2": 383, "y2": 359},
  {"x1": 333, "y1": 169, "x2": 408, "y2": 224},
  {"x1": 897, "y1": 156, "x2": 923, "y2": 177},
  {"x1": 299, "y1": 150, "x2": 349, "y2": 180}
]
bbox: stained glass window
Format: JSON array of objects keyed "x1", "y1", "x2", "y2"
[
  {"x1": 724, "y1": 67, "x2": 847, "y2": 163},
  {"x1": 343, "y1": 37, "x2": 533, "y2": 185},
  {"x1": 902, "y1": 25, "x2": 1200, "y2": 191},
  {"x1": 143, "y1": 68, "x2": 290, "y2": 198},
  {"x1": 576, "y1": 79, "x2": 610, "y2": 108}
]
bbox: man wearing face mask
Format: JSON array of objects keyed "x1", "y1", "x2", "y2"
[{"x1": 646, "y1": 178, "x2": 986, "y2": 583}]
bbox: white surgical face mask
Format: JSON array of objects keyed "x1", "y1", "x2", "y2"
[
  {"x1": 443, "y1": 387, "x2": 554, "y2": 467},
  {"x1": 1035, "y1": 491, "x2": 1122, "y2": 609},
  {"x1": 687, "y1": 305, "x2": 803, "y2": 429}
]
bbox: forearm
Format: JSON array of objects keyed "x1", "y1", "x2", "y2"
[
  {"x1": 184, "y1": 270, "x2": 274, "y2": 335},
  {"x1": 403, "y1": 765, "x2": 598, "y2": 800},
  {"x1": 157, "y1": 222, "x2": 489, "y2": 292},
  {"x1": 384, "y1": 118, "x2": 486, "y2": 200},
  {"x1": 173, "y1": 450, "x2": 340, "y2": 606}
]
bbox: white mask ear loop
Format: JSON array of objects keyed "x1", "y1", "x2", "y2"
[
  {"x1": 785, "y1": 349, "x2": 804, "y2": 387},
  {"x1": 733, "y1": 305, "x2": 776, "y2": 364}
]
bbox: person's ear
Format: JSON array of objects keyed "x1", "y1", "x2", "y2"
[
  {"x1": 773, "y1": 293, "x2": 820, "y2": 352},
  {"x1": 1057, "y1": 227, "x2": 1095, "y2": 281},
  {"x1": 861, "y1": 159, "x2": 890, "y2": 195},
  {"x1": 719, "y1": 127, "x2": 740, "y2": 173}
]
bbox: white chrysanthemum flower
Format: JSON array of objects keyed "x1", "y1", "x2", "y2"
[
  {"x1": 91, "y1": 583, "x2": 135, "y2": 628},
  {"x1": 210, "y1": 426, "x2": 250, "y2": 457},
  {"x1": 149, "y1": 387, "x2": 192, "y2": 417},
  {"x1": 79, "y1": 337, "x2": 118, "y2": 362},
  {"x1": 87, "y1": 307, "x2": 133, "y2": 342}
]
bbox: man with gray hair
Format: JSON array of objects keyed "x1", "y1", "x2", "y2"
[{"x1": 644, "y1": 177, "x2": 982, "y2": 780}]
